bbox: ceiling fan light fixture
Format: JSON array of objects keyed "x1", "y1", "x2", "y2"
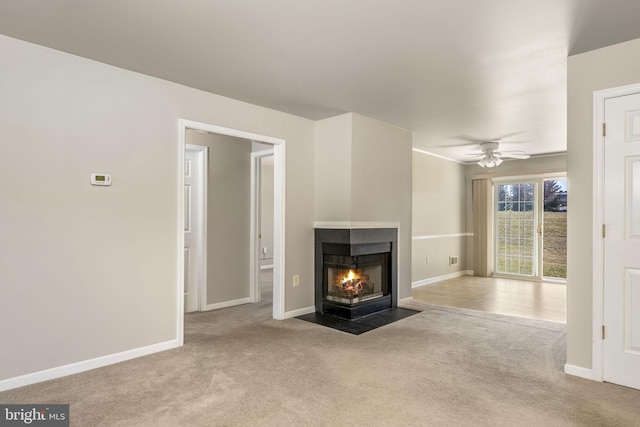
[{"x1": 477, "y1": 155, "x2": 503, "y2": 168}]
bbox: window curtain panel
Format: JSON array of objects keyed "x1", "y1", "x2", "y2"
[{"x1": 472, "y1": 179, "x2": 492, "y2": 277}]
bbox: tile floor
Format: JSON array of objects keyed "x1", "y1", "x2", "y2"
[{"x1": 411, "y1": 275, "x2": 566, "y2": 323}]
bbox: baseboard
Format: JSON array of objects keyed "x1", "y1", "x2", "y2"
[
  {"x1": 202, "y1": 297, "x2": 251, "y2": 311},
  {"x1": 564, "y1": 364, "x2": 595, "y2": 381},
  {"x1": 412, "y1": 270, "x2": 473, "y2": 288},
  {"x1": 284, "y1": 306, "x2": 315, "y2": 319},
  {"x1": 0, "y1": 339, "x2": 179, "y2": 392},
  {"x1": 398, "y1": 296, "x2": 414, "y2": 304}
]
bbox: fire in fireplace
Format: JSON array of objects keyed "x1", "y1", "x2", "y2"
[
  {"x1": 315, "y1": 228, "x2": 397, "y2": 319},
  {"x1": 325, "y1": 253, "x2": 388, "y2": 304},
  {"x1": 329, "y1": 267, "x2": 378, "y2": 303}
]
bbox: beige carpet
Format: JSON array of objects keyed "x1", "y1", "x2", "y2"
[{"x1": 1, "y1": 300, "x2": 640, "y2": 426}]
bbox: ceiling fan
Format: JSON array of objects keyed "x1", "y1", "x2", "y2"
[{"x1": 466, "y1": 141, "x2": 530, "y2": 167}]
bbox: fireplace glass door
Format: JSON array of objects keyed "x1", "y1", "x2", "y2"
[{"x1": 324, "y1": 253, "x2": 389, "y2": 305}]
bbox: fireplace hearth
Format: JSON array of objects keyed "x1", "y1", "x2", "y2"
[{"x1": 315, "y1": 228, "x2": 397, "y2": 320}]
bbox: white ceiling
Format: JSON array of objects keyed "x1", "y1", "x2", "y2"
[{"x1": 1, "y1": 0, "x2": 640, "y2": 161}]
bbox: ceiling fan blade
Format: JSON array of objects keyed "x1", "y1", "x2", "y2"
[
  {"x1": 494, "y1": 132, "x2": 522, "y2": 140},
  {"x1": 465, "y1": 153, "x2": 485, "y2": 158},
  {"x1": 437, "y1": 141, "x2": 480, "y2": 148},
  {"x1": 453, "y1": 135, "x2": 491, "y2": 144},
  {"x1": 443, "y1": 133, "x2": 525, "y2": 148},
  {"x1": 496, "y1": 152, "x2": 530, "y2": 159}
]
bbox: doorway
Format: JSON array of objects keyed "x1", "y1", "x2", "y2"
[
  {"x1": 177, "y1": 120, "x2": 286, "y2": 346},
  {"x1": 593, "y1": 86, "x2": 640, "y2": 390},
  {"x1": 251, "y1": 150, "x2": 274, "y2": 304}
]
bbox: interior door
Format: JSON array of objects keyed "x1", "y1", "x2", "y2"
[
  {"x1": 184, "y1": 146, "x2": 204, "y2": 313},
  {"x1": 603, "y1": 92, "x2": 640, "y2": 390}
]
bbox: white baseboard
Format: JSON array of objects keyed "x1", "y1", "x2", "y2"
[
  {"x1": 0, "y1": 339, "x2": 179, "y2": 392},
  {"x1": 202, "y1": 297, "x2": 251, "y2": 311},
  {"x1": 564, "y1": 364, "x2": 596, "y2": 381},
  {"x1": 284, "y1": 306, "x2": 315, "y2": 319},
  {"x1": 398, "y1": 296, "x2": 414, "y2": 304},
  {"x1": 412, "y1": 270, "x2": 473, "y2": 288}
]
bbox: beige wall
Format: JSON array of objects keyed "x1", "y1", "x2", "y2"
[
  {"x1": 314, "y1": 113, "x2": 413, "y2": 299},
  {"x1": 351, "y1": 114, "x2": 413, "y2": 299},
  {"x1": 0, "y1": 34, "x2": 315, "y2": 382},
  {"x1": 412, "y1": 152, "x2": 468, "y2": 284},
  {"x1": 314, "y1": 114, "x2": 352, "y2": 221},
  {"x1": 186, "y1": 130, "x2": 252, "y2": 304},
  {"x1": 567, "y1": 37, "x2": 640, "y2": 370}
]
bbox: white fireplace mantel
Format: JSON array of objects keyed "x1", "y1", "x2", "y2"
[{"x1": 313, "y1": 221, "x2": 400, "y2": 230}]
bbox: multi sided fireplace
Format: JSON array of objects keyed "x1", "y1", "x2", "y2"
[{"x1": 315, "y1": 228, "x2": 397, "y2": 319}]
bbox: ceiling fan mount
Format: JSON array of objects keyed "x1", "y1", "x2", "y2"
[{"x1": 480, "y1": 141, "x2": 500, "y2": 154}]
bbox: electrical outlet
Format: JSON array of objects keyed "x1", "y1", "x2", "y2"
[
  {"x1": 293, "y1": 274, "x2": 300, "y2": 287},
  {"x1": 449, "y1": 256, "x2": 459, "y2": 266},
  {"x1": 426, "y1": 256, "x2": 430, "y2": 264}
]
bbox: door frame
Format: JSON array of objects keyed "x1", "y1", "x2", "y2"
[
  {"x1": 592, "y1": 82, "x2": 640, "y2": 382},
  {"x1": 250, "y1": 149, "x2": 274, "y2": 303},
  {"x1": 177, "y1": 119, "x2": 286, "y2": 345},
  {"x1": 185, "y1": 144, "x2": 208, "y2": 312}
]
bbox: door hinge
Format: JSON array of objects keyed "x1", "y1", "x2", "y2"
[
  {"x1": 603, "y1": 122, "x2": 606, "y2": 137},
  {"x1": 602, "y1": 224, "x2": 606, "y2": 238},
  {"x1": 602, "y1": 325, "x2": 606, "y2": 340}
]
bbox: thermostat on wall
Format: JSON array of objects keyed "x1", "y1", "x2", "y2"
[{"x1": 90, "y1": 173, "x2": 111, "y2": 186}]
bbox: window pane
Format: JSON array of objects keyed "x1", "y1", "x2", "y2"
[{"x1": 495, "y1": 183, "x2": 535, "y2": 276}]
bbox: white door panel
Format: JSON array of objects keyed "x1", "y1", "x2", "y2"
[
  {"x1": 603, "y1": 92, "x2": 640, "y2": 390},
  {"x1": 184, "y1": 147, "x2": 204, "y2": 313}
]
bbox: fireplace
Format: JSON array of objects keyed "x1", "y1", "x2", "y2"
[{"x1": 315, "y1": 228, "x2": 397, "y2": 319}]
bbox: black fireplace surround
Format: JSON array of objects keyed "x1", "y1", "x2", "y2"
[{"x1": 315, "y1": 228, "x2": 397, "y2": 319}]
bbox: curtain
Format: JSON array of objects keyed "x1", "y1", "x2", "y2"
[{"x1": 472, "y1": 179, "x2": 492, "y2": 277}]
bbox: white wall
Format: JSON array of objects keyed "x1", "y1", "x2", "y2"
[
  {"x1": 0, "y1": 34, "x2": 315, "y2": 384},
  {"x1": 567, "y1": 37, "x2": 640, "y2": 370},
  {"x1": 412, "y1": 152, "x2": 468, "y2": 285}
]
